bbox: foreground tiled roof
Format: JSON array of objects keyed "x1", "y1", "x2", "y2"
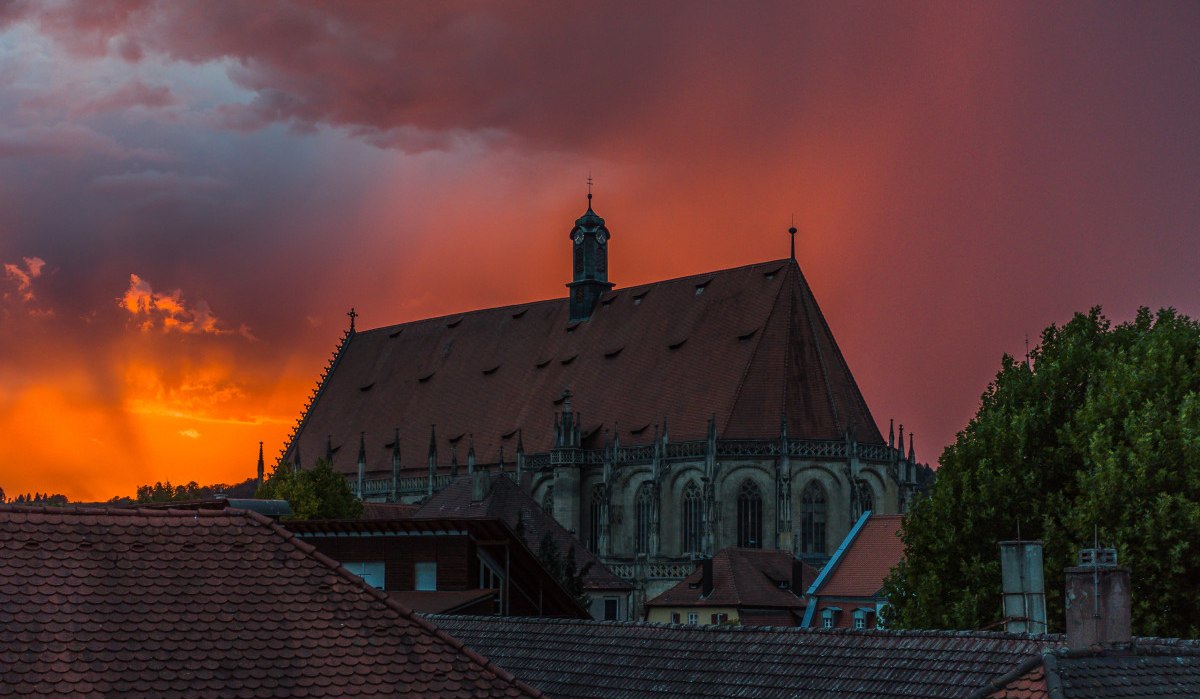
[
  {"x1": 429, "y1": 615, "x2": 1061, "y2": 698},
  {"x1": 982, "y1": 642, "x2": 1200, "y2": 699},
  {"x1": 0, "y1": 506, "x2": 540, "y2": 698},
  {"x1": 415, "y1": 473, "x2": 631, "y2": 591},
  {"x1": 812, "y1": 513, "x2": 905, "y2": 598},
  {"x1": 286, "y1": 257, "x2": 885, "y2": 476},
  {"x1": 646, "y1": 548, "x2": 815, "y2": 610}
]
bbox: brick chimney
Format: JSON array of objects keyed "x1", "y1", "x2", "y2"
[
  {"x1": 1064, "y1": 548, "x2": 1131, "y2": 650},
  {"x1": 701, "y1": 558, "x2": 714, "y2": 597}
]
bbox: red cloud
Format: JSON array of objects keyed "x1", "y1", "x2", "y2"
[
  {"x1": 118, "y1": 273, "x2": 228, "y2": 335},
  {"x1": 3, "y1": 256, "x2": 45, "y2": 302}
]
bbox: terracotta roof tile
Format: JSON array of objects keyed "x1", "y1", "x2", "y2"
[
  {"x1": 815, "y1": 513, "x2": 905, "y2": 598},
  {"x1": 646, "y1": 548, "x2": 815, "y2": 611},
  {"x1": 430, "y1": 615, "x2": 1061, "y2": 698},
  {"x1": 0, "y1": 505, "x2": 540, "y2": 698},
  {"x1": 287, "y1": 259, "x2": 884, "y2": 475}
]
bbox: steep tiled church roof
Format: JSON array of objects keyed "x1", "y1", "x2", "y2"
[
  {"x1": 0, "y1": 506, "x2": 539, "y2": 698},
  {"x1": 287, "y1": 258, "x2": 884, "y2": 476}
]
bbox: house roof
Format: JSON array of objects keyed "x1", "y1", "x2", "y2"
[
  {"x1": 360, "y1": 502, "x2": 419, "y2": 519},
  {"x1": 646, "y1": 547, "x2": 815, "y2": 610},
  {"x1": 285, "y1": 257, "x2": 885, "y2": 476},
  {"x1": 810, "y1": 512, "x2": 905, "y2": 599},
  {"x1": 284, "y1": 515, "x2": 593, "y2": 618},
  {"x1": 414, "y1": 473, "x2": 632, "y2": 592},
  {"x1": 981, "y1": 642, "x2": 1200, "y2": 699},
  {"x1": 427, "y1": 615, "x2": 1063, "y2": 698},
  {"x1": 0, "y1": 505, "x2": 540, "y2": 698}
]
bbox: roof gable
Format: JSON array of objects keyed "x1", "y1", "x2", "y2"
[
  {"x1": 0, "y1": 505, "x2": 538, "y2": 697},
  {"x1": 646, "y1": 547, "x2": 814, "y2": 609},
  {"x1": 286, "y1": 259, "x2": 884, "y2": 475}
]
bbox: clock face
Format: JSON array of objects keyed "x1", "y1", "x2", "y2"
[
  {"x1": 596, "y1": 230, "x2": 608, "y2": 245},
  {"x1": 573, "y1": 230, "x2": 585, "y2": 244}
]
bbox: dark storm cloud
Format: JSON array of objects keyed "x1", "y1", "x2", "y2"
[{"x1": 0, "y1": 1, "x2": 1198, "y2": 500}]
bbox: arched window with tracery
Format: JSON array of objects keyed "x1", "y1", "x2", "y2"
[
  {"x1": 635, "y1": 482, "x2": 654, "y2": 555},
  {"x1": 541, "y1": 485, "x2": 554, "y2": 516},
  {"x1": 736, "y1": 479, "x2": 763, "y2": 548},
  {"x1": 856, "y1": 479, "x2": 875, "y2": 515},
  {"x1": 588, "y1": 483, "x2": 606, "y2": 552},
  {"x1": 799, "y1": 481, "x2": 827, "y2": 554},
  {"x1": 681, "y1": 480, "x2": 702, "y2": 556}
]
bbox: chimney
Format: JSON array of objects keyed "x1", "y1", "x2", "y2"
[
  {"x1": 792, "y1": 558, "x2": 807, "y2": 594},
  {"x1": 999, "y1": 540, "x2": 1047, "y2": 634},
  {"x1": 471, "y1": 469, "x2": 492, "y2": 502},
  {"x1": 1065, "y1": 548, "x2": 1131, "y2": 650},
  {"x1": 701, "y1": 558, "x2": 714, "y2": 597}
]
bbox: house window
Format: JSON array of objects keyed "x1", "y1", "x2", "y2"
[
  {"x1": 711, "y1": 613, "x2": 728, "y2": 624},
  {"x1": 681, "y1": 480, "x2": 702, "y2": 555},
  {"x1": 736, "y1": 479, "x2": 763, "y2": 548},
  {"x1": 687, "y1": 612, "x2": 699, "y2": 625},
  {"x1": 821, "y1": 607, "x2": 840, "y2": 629},
  {"x1": 635, "y1": 482, "x2": 655, "y2": 554},
  {"x1": 604, "y1": 598, "x2": 619, "y2": 621},
  {"x1": 800, "y1": 481, "x2": 827, "y2": 555},
  {"x1": 414, "y1": 561, "x2": 437, "y2": 591},
  {"x1": 479, "y1": 555, "x2": 503, "y2": 590},
  {"x1": 853, "y1": 608, "x2": 873, "y2": 630},
  {"x1": 343, "y1": 561, "x2": 385, "y2": 590},
  {"x1": 671, "y1": 612, "x2": 681, "y2": 624},
  {"x1": 588, "y1": 483, "x2": 606, "y2": 552}
]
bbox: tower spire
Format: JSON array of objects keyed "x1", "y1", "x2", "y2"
[
  {"x1": 788, "y1": 217, "x2": 797, "y2": 261},
  {"x1": 567, "y1": 188, "x2": 613, "y2": 321},
  {"x1": 256, "y1": 441, "x2": 264, "y2": 487}
]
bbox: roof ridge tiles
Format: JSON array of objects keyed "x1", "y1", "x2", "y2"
[
  {"x1": 356, "y1": 258, "x2": 793, "y2": 334},
  {"x1": 424, "y1": 613, "x2": 1068, "y2": 641}
]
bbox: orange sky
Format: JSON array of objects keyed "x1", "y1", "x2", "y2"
[{"x1": 1, "y1": 2, "x2": 1199, "y2": 501}]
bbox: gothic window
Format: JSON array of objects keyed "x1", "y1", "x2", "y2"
[
  {"x1": 857, "y1": 479, "x2": 875, "y2": 515},
  {"x1": 542, "y1": 485, "x2": 554, "y2": 515},
  {"x1": 736, "y1": 479, "x2": 763, "y2": 548},
  {"x1": 800, "y1": 481, "x2": 827, "y2": 555},
  {"x1": 681, "y1": 480, "x2": 702, "y2": 556},
  {"x1": 588, "y1": 483, "x2": 606, "y2": 552},
  {"x1": 635, "y1": 482, "x2": 654, "y2": 555}
]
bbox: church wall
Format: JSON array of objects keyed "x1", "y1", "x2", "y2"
[
  {"x1": 715, "y1": 462, "x2": 775, "y2": 551},
  {"x1": 660, "y1": 464, "x2": 705, "y2": 557},
  {"x1": 790, "y1": 463, "x2": 850, "y2": 556}
]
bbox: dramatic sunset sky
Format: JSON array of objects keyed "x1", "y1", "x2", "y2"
[{"x1": 1, "y1": 2, "x2": 1197, "y2": 501}]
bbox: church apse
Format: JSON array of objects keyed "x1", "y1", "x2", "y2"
[{"x1": 277, "y1": 199, "x2": 931, "y2": 603}]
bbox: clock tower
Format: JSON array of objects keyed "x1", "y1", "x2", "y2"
[{"x1": 567, "y1": 191, "x2": 614, "y2": 321}]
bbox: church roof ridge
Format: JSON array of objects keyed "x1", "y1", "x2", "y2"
[{"x1": 356, "y1": 258, "x2": 797, "y2": 335}]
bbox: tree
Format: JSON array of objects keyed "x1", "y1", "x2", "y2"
[
  {"x1": 137, "y1": 480, "x2": 208, "y2": 503},
  {"x1": 255, "y1": 458, "x2": 363, "y2": 520},
  {"x1": 536, "y1": 530, "x2": 593, "y2": 608},
  {"x1": 882, "y1": 307, "x2": 1200, "y2": 637}
]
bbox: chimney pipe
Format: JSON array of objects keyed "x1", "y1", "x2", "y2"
[
  {"x1": 1065, "y1": 548, "x2": 1131, "y2": 650},
  {"x1": 471, "y1": 469, "x2": 492, "y2": 502},
  {"x1": 999, "y1": 540, "x2": 1047, "y2": 634},
  {"x1": 701, "y1": 558, "x2": 713, "y2": 597}
]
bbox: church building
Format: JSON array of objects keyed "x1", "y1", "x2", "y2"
[{"x1": 278, "y1": 195, "x2": 929, "y2": 604}]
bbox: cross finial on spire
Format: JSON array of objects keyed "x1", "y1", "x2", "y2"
[
  {"x1": 586, "y1": 173, "x2": 593, "y2": 206},
  {"x1": 788, "y1": 216, "x2": 798, "y2": 261},
  {"x1": 347, "y1": 307, "x2": 358, "y2": 332}
]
